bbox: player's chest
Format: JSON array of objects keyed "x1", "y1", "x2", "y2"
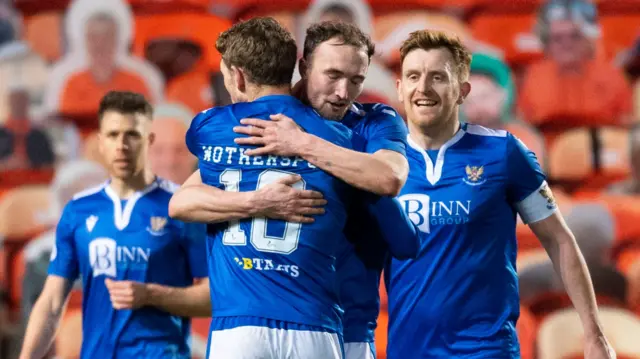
[
  {"x1": 399, "y1": 157, "x2": 508, "y2": 231},
  {"x1": 74, "y1": 207, "x2": 182, "y2": 268}
]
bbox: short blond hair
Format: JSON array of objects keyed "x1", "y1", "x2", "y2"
[{"x1": 399, "y1": 30, "x2": 472, "y2": 83}]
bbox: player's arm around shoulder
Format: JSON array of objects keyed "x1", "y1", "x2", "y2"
[
  {"x1": 234, "y1": 105, "x2": 409, "y2": 196},
  {"x1": 169, "y1": 170, "x2": 327, "y2": 224}
]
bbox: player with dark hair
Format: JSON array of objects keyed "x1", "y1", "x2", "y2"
[{"x1": 19, "y1": 91, "x2": 209, "y2": 359}]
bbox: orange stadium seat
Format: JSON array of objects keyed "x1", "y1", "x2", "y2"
[
  {"x1": 469, "y1": 11, "x2": 542, "y2": 67},
  {"x1": 0, "y1": 185, "x2": 52, "y2": 242},
  {"x1": 367, "y1": 0, "x2": 483, "y2": 13},
  {"x1": 547, "y1": 128, "x2": 594, "y2": 185},
  {"x1": 374, "y1": 11, "x2": 471, "y2": 69},
  {"x1": 23, "y1": 12, "x2": 64, "y2": 63},
  {"x1": 132, "y1": 13, "x2": 231, "y2": 73},
  {"x1": 518, "y1": 305, "x2": 537, "y2": 359},
  {"x1": 571, "y1": 194, "x2": 640, "y2": 245},
  {"x1": 600, "y1": 14, "x2": 640, "y2": 60},
  {"x1": 14, "y1": 0, "x2": 70, "y2": 16},
  {"x1": 127, "y1": 0, "x2": 209, "y2": 13},
  {"x1": 536, "y1": 306, "x2": 640, "y2": 359},
  {"x1": 375, "y1": 310, "x2": 389, "y2": 359},
  {"x1": 224, "y1": 0, "x2": 310, "y2": 20},
  {"x1": 191, "y1": 317, "x2": 211, "y2": 359},
  {"x1": 611, "y1": 238, "x2": 640, "y2": 278},
  {"x1": 0, "y1": 168, "x2": 55, "y2": 190},
  {"x1": 9, "y1": 250, "x2": 25, "y2": 308}
]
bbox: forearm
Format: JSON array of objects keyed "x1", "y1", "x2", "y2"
[
  {"x1": 19, "y1": 298, "x2": 64, "y2": 359},
  {"x1": 368, "y1": 196, "x2": 420, "y2": 259},
  {"x1": 169, "y1": 184, "x2": 257, "y2": 223},
  {"x1": 145, "y1": 282, "x2": 211, "y2": 317},
  {"x1": 544, "y1": 234, "x2": 603, "y2": 335},
  {"x1": 298, "y1": 134, "x2": 402, "y2": 196}
]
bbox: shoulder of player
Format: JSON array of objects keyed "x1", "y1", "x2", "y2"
[
  {"x1": 62, "y1": 182, "x2": 108, "y2": 221},
  {"x1": 463, "y1": 123, "x2": 528, "y2": 157},
  {"x1": 191, "y1": 105, "x2": 232, "y2": 129},
  {"x1": 355, "y1": 102, "x2": 400, "y2": 119},
  {"x1": 70, "y1": 182, "x2": 108, "y2": 204},
  {"x1": 155, "y1": 177, "x2": 180, "y2": 195}
]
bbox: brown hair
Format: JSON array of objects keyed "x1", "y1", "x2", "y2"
[
  {"x1": 302, "y1": 21, "x2": 375, "y2": 61},
  {"x1": 400, "y1": 30, "x2": 472, "y2": 82},
  {"x1": 216, "y1": 17, "x2": 297, "y2": 86},
  {"x1": 98, "y1": 91, "x2": 153, "y2": 123}
]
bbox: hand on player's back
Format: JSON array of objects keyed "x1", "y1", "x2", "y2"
[
  {"x1": 234, "y1": 114, "x2": 308, "y2": 157},
  {"x1": 251, "y1": 174, "x2": 326, "y2": 223},
  {"x1": 105, "y1": 278, "x2": 149, "y2": 310}
]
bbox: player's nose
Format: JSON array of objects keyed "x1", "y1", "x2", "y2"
[{"x1": 334, "y1": 81, "x2": 349, "y2": 100}]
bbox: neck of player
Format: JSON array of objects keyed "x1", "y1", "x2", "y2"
[
  {"x1": 409, "y1": 112, "x2": 461, "y2": 150},
  {"x1": 246, "y1": 84, "x2": 291, "y2": 101},
  {"x1": 109, "y1": 169, "x2": 156, "y2": 199}
]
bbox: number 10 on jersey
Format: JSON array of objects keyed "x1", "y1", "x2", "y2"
[{"x1": 219, "y1": 169, "x2": 305, "y2": 254}]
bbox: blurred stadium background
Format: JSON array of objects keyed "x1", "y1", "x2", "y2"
[{"x1": 0, "y1": 0, "x2": 639, "y2": 358}]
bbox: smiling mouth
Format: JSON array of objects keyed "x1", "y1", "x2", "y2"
[{"x1": 414, "y1": 99, "x2": 438, "y2": 107}]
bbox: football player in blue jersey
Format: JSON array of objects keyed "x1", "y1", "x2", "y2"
[
  {"x1": 176, "y1": 17, "x2": 373, "y2": 359},
  {"x1": 171, "y1": 21, "x2": 421, "y2": 359},
  {"x1": 19, "y1": 91, "x2": 210, "y2": 359},
  {"x1": 233, "y1": 21, "x2": 419, "y2": 359},
  {"x1": 385, "y1": 30, "x2": 615, "y2": 359}
]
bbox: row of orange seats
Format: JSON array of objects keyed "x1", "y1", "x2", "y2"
[{"x1": 15, "y1": 0, "x2": 640, "y2": 72}]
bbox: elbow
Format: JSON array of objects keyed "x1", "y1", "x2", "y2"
[
  {"x1": 378, "y1": 174, "x2": 403, "y2": 197},
  {"x1": 168, "y1": 195, "x2": 186, "y2": 220},
  {"x1": 390, "y1": 237, "x2": 421, "y2": 260}
]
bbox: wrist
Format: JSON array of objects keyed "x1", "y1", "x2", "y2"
[
  {"x1": 143, "y1": 283, "x2": 159, "y2": 306},
  {"x1": 245, "y1": 191, "x2": 264, "y2": 217},
  {"x1": 297, "y1": 132, "x2": 317, "y2": 160}
]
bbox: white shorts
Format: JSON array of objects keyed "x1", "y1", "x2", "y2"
[
  {"x1": 208, "y1": 326, "x2": 343, "y2": 359},
  {"x1": 344, "y1": 342, "x2": 376, "y2": 359}
]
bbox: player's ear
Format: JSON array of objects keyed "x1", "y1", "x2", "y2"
[
  {"x1": 457, "y1": 81, "x2": 471, "y2": 105},
  {"x1": 396, "y1": 78, "x2": 404, "y2": 103},
  {"x1": 148, "y1": 130, "x2": 155, "y2": 146},
  {"x1": 298, "y1": 58, "x2": 308, "y2": 79},
  {"x1": 233, "y1": 66, "x2": 246, "y2": 92}
]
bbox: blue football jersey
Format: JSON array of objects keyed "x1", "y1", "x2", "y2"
[
  {"x1": 385, "y1": 123, "x2": 557, "y2": 359},
  {"x1": 185, "y1": 95, "x2": 363, "y2": 333},
  {"x1": 48, "y1": 178, "x2": 208, "y2": 359},
  {"x1": 337, "y1": 103, "x2": 418, "y2": 343}
]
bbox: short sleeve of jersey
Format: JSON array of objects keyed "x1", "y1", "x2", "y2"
[
  {"x1": 363, "y1": 105, "x2": 408, "y2": 155},
  {"x1": 506, "y1": 134, "x2": 557, "y2": 224},
  {"x1": 185, "y1": 111, "x2": 207, "y2": 158},
  {"x1": 47, "y1": 202, "x2": 79, "y2": 280},
  {"x1": 181, "y1": 222, "x2": 208, "y2": 278}
]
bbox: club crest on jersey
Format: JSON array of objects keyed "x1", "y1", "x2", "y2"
[
  {"x1": 463, "y1": 165, "x2": 486, "y2": 186},
  {"x1": 147, "y1": 216, "x2": 167, "y2": 236}
]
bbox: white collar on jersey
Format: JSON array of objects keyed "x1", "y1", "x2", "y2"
[
  {"x1": 407, "y1": 127, "x2": 466, "y2": 186},
  {"x1": 103, "y1": 178, "x2": 159, "y2": 230}
]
